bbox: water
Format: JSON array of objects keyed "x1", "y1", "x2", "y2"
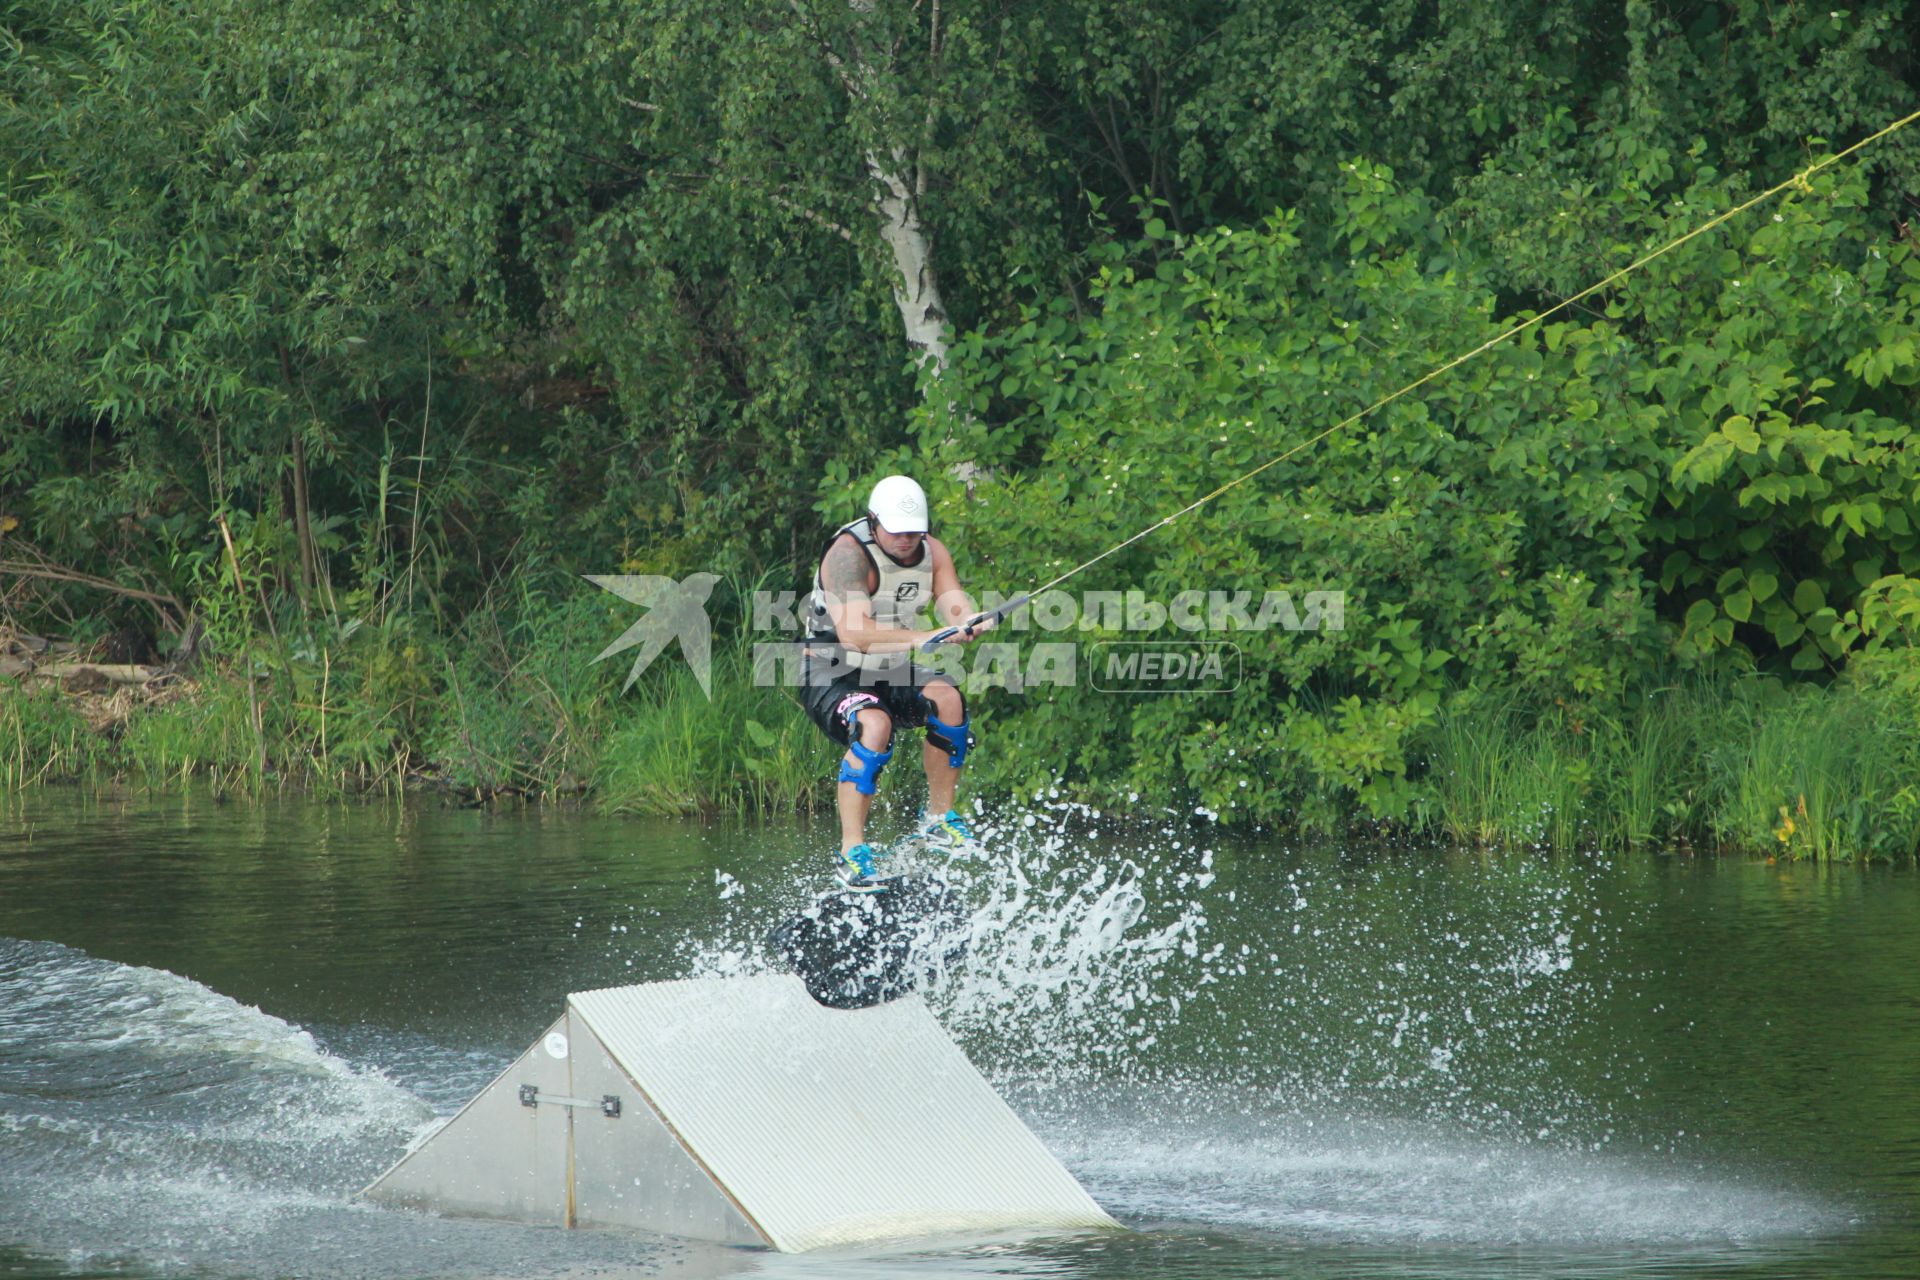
[{"x1": 2, "y1": 789, "x2": 1916, "y2": 1278}]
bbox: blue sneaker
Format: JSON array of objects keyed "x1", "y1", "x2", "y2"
[
  {"x1": 837, "y1": 842, "x2": 885, "y2": 891},
  {"x1": 919, "y1": 810, "x2": 982, "y2": 857}
]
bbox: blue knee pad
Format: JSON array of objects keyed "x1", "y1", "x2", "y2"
[
  {"x1": 925, "y1": 713, "x2": 973, "y2": 769},
  {"x1": 837, "y1": 738, "x2": 892, "y2": 795}
]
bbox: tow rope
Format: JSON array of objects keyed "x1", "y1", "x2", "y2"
[{"x1": 924, "y1": 106, "x2": 1920, "y2": 650}]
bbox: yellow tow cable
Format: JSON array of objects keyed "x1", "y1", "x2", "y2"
[{"x1": 988, "y1": 106, "x2": 1920, "y2": 616}]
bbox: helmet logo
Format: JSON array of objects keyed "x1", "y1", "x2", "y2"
[{"x1": 868, "y1": 474, "x2": 929, "y2": 532}]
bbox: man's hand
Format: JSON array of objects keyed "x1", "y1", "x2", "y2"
[
  {"x1": 959, "y1": 611, "x2": 999, "y2": 640},
  {"x1": 922, "y1": 610, "x2": 998, "y2": 649}
]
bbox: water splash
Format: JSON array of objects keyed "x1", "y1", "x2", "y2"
[
  {"x1": 676, "y1": 794, "x2": 1215, "y2": 1084},
  {"x1": 677, "y1": 803, "x2": 1635, "y2": 1141},
  {"x1": 1223, "y1": 851, "x2": 1647, "y2": 1150},
  {"x1": 916, "y1": 799, "x2": 1212, "y2": 1083},
  {"x1": 671, "y1": 815, "x2": 1844, "y2": 1255}
]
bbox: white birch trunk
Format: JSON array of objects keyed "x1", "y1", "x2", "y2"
[
  {"x1": 796, "y1": 0, "x2": 976, "y2": 482},
  {"x1": 867, "y1": 148, "x2": 978, "y2": 485},
  {"x1": 867, "y1": 148, "x2": 948, "y2": 375}
]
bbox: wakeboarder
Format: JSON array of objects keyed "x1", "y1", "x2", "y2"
[{"x1": 797, "y1": 475, "x2": 993, "y2": 888}]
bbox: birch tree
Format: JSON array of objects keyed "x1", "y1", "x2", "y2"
[
  {"x1": 580, "y1": 0, "x2": 1057, "y2": 483},
  {"x1": 787, "y1": 0, "x2": 954, "y2": 379}
]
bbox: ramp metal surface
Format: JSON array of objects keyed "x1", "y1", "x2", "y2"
[
  {"x1": 364, "y1": 976, "x2": 1117, "y2": 1252},
  {"x1": 363, "y1": 1015, "x2": 574, "y2": 1224},
  {"x1": 570, "y1": 976, "x2": 1118, "y2": 1251}
]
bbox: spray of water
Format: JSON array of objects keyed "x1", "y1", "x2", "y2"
[
  {"x1": 677, "y1": 804, "x2": 1844, "y2": 1251},
  {"x1": 1224, "y1": 851, "x2": 1647, "y2": 1149},
  {"x1": 679, "y1": 794, "x2": 1615, "y2": 1128},
  {"x1": 677, "y1": 791, "x2": 1214, "y2": 1084}
]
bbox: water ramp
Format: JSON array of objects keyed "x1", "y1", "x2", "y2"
[{"x1": 362, "y1": 975, "x2": 1118, "y2": 1251}]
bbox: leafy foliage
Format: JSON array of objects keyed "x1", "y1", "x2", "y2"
[
  {"x1": 3, "y1": 0, "x2": 1919, "y2": 846},
  {"x1": 913, "y1": 159, "x2": 1920, "y2": 824}
]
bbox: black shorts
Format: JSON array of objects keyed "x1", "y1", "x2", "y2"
[{"x1": 797, "y1": 646, "x2": 959, "y2": 747}]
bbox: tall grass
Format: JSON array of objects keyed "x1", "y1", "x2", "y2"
[
  {"x1": 591, "y1": 638, "x2": 829, "y2": 818},
  {"x1": 1426, "y1": 701, "x2": 1589, "y2": 852},
  {"x1": 118, "y1": 681, "x2": 260, "y2": 792},
  {"x1": 0, "y1": 571, "x2": 839, "y2": 812},
  {"x1": 1588, "y1": 696, "x2": 1679, "y2": 852},
  {"x1": 1690, "y1": 677, "x2": 1920, "y2": 861},
  {"x1": 1419, "y1": 670, "x2": 1920, "y2": 860},
  {"x1": 417, "y1": 572, "x2": 834, "y2": 814},
  {"x1": 0, "y1": 685, "x2": 108, "y2": 788}
]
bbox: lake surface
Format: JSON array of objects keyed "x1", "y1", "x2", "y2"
[{"x1": 2, "y1": 788, "x2": 1917, "y2": 1278}]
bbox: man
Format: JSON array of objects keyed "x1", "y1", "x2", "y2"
[{"x1": 799, "y1": 474, "x2": 992, "y2": 888}]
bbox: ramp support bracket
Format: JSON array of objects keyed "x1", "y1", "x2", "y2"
[{"x1": 518, "y1": 1084, "x2": 621, "y2": 1118}]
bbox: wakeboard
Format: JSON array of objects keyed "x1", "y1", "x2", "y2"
[{"x1": 767, "y1": 871, "x2": 971, "y2": 1010}]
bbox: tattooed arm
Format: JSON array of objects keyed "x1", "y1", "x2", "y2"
[
  {"x1": 820, "y1": 534, "x2": 878, "y2": 651},
  {"x1": 820, "y1": 532, "x2": 952, "y2": 653}
]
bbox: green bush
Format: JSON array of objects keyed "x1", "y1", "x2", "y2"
[{"x1": 907, "y1": 159, "x2": 1920, "y2": 829}]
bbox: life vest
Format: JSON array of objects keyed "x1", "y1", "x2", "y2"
[{"x1": 803, "y1": 517, "x2": 934, "y2": 673}]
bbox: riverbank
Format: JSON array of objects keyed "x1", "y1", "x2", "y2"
[
  {"x1": 0, "y1": 622, "x2": 825, "y2": 817},
  {"x1": 1423, "y1": 656, "x2": 1920, "y2": 862},
  {"x1": 6, "y1": 625, "x2": 1917, "y2": 860}
]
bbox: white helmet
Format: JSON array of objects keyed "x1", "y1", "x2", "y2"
[{"x1": 867, "y1": 474, "x2": 929, "y2": 534}]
